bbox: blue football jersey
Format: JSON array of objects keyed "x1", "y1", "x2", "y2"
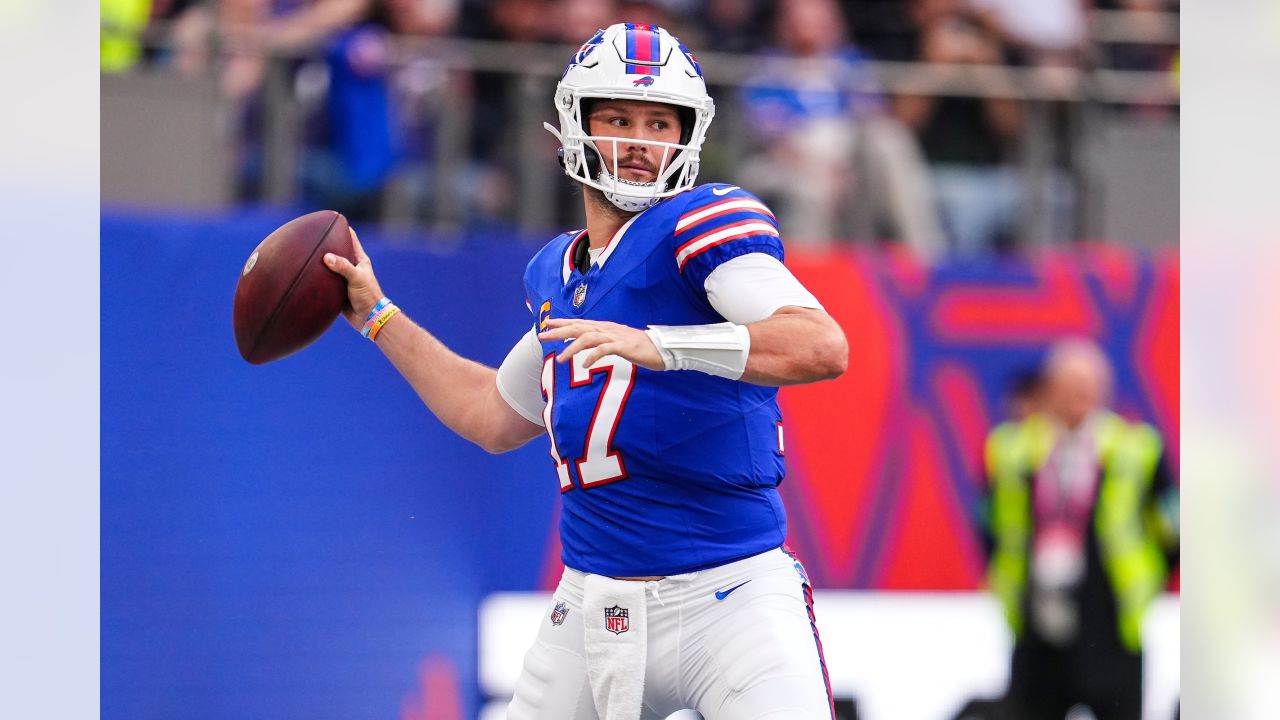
[{"x1": 523, "y1": 184, "x2": 789, "y2": 577}]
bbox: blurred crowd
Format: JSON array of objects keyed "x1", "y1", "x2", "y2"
[{"x1": 103, "y1": 0, "x2": 1180, "y2": 259}]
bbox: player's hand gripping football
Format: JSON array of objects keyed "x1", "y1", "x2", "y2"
[
  {"x1": 539, "y1": 318, "x2": 665, "y2": 371},
  {"x1": 323, "y1": 227, "x2": 386, "y2": 330}
]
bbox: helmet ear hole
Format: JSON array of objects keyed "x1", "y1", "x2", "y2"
[
  {"x1": 578, "y1": 98, "x2": 598, "y2": 131},
  {"x1": 676, "y1": 106, "x2": 695, "y2": 146}
]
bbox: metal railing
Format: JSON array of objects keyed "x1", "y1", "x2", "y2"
[{"x1": 110, "y1": 11, "x2": 1179, "y2": 243}]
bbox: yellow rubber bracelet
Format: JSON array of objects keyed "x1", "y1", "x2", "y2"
[{"x1": 367, "y1": 304, "x2": 401, "y2": 342}]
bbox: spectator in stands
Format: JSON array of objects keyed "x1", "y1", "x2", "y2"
[
  {"x1": 893, "y1": 1, "x2": 1023, "y2": 256},
  {"x1": 161, "y1": 0, "x2": 374, "y2": 201},
  {"x1": 490, "y1": 0, "x2": 553, "y2": 42},
  {"x1": 102, "y1": 0, "x2": 153, "y2": 72},
  {"x1": 968, "y1": 0, "x2": 1089, "y2": 69},
  {"x1": 456, "y1": 0, "x2": 572, "y2": 228},
  {"x1": 1102, "y1": 0, "x2": 1180, "y2": 119},
  {"x1": 968, "y1": 0, "x2": 1089, "y2": 246},
  {"x1": 841, "y1": 0, "x2": 920, "y2": 62},
  {"x1": 983, "y1": 338, "x2": 1179, "y2": 720},
  {"x1": 553, "y1": 0, "x2": 619, "y2": 47},
  {"x1": 301, "y1": 0, "x2": 458, "y2": 222},
  {"x1": 1105, "y1": 0, "x2": 1178, "y2": 72},
  {"x1": 696, "y1": 0, "x2": 769, "y2": 54},
  {"x1": 738, "y1": 0, "x2": 945, "y2": 258},
  {"x1": 167, "y1": 0, "x2": 373, "y2": 102}
]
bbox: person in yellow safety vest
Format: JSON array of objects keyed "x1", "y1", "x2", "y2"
[
  {"x1": 984, "y1": 338, "x2": 1178, "y2": 720},
  {"x1": 102, "y1": 0, "x2": 153, "y2": 73}
]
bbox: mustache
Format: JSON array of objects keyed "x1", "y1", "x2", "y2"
[{"x1": 611, "y1": 154, "x2": 659, "y2": 173}]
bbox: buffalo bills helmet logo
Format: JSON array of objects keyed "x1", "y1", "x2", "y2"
[
  {"x1": 678, "y1": 41, "x2": 702, "y2": 77},
  {"x1": 633, "y1": 75, "x2": 655, "y2": 87},
  {"x1": 563, "y1": 29, "x2": 605, "y2": 77}
]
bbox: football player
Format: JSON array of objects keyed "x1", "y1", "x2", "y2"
[{"x1": 325, "y1": 22, "x2": 847, "y2": 720}]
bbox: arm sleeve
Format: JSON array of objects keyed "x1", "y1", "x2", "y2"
[
  {"x1": 704, "y1": 253, "x2": 824, "y2": 324},
  {"x1": 495, "y1": 328, "x2": 546, "y2": 426}
]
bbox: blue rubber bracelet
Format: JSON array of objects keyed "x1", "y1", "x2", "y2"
[{"x1": 363, "y1": 297, "x2": 391, "y2": 325}]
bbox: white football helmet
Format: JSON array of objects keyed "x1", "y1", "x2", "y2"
[{"x1": 545, "y1": 23, "x2": 716, "y2": 212}]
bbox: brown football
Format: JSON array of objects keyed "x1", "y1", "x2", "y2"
[{"x1": 233, "y1": 210, "x2": 353, "y2": 364}]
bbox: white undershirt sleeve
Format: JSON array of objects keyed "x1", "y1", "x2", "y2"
[
  {"x1": 495, "y1": 328, "x2": 546, "y2": 426},
  {"x1": 703, "y1": 253, "x2": 824, "y2": 324}
]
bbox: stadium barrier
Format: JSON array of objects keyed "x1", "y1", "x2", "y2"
[{"x1": 103, "y1": 211, "x2": 1177, "y2": 719}]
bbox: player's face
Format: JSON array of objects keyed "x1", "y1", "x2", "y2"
[{"x1": 586, "y1": 100, "x2": 683, "y2": 184}]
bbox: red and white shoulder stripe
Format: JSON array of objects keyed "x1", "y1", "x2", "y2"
[
  {"x1": 674, "y1": 192, "x2": 779, "y2": 271},
  {"x1": 675, "y1": 196, "x2": 775, "y2": 234}
]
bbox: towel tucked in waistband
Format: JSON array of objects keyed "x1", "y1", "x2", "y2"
[{"x1": 582, "y1": 574, "x2": 648, "y2": 720}]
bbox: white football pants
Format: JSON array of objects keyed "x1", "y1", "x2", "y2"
[{"x1": 507, "y1": 547, "x2": 835, "y2": 719}]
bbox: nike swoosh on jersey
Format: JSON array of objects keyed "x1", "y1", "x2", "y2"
[
  {"x1": 714, "y1": 580, "x2": 751, "y2": 600},
  {"x1": 711, "y1": 186, "x2": 740, "y2": 196}
]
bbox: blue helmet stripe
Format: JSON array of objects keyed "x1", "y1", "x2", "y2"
[
  {"x1": 626, "y1": 23, "x2": 637, "y2": 74},
  {"x1": 648, "y1": 27, "x2": 661, "y2": 75}
]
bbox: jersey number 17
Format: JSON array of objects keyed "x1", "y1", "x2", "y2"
[{"x1": 540, "y1": 353, "x2": 636, "y2": 491}]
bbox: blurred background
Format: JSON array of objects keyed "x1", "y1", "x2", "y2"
[
  {"x1": 101, "y1": 0, "x2": 1180, "y2": 255},
  {"x1": 100, "y1": 1, "x2": 1180, "y2": 719}
]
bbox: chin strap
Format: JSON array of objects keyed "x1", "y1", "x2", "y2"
[
  {"x1": 597, "y1": 168, "x2": 665, "y2": 212},
  {"x1": 645, "y1": 322, "x2": 751, "y2": 380}
]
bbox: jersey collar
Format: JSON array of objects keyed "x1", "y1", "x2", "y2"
[{"x1": 560, "y1": 212, "x2": 645, "y2": 284}]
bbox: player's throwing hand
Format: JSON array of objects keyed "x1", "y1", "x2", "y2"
[
  {"x1": 323, "y1": 228, "x2": 385, "y2": 329},
  {"x1": 539, "y1": 317, "x2": 665, "y2": 371}
]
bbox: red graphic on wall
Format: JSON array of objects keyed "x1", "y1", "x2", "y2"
[
  {"x1": 400, "y1": 655, "x2": 463, "y2": 720},
  {"x1": 538, "y1": 248, "x2": 1179, "y2": 591}
]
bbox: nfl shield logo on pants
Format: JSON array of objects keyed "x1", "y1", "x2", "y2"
[
  {"x1": 604, "y1": 605, "x2": 629, "y2": 635},
  {"x1": 550, "y1": 601, "x2": 569, "y2": 626}
]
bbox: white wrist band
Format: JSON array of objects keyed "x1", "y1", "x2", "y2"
[{"x1": 645, "y1": 322, "x2": 751, "y2": 380}]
